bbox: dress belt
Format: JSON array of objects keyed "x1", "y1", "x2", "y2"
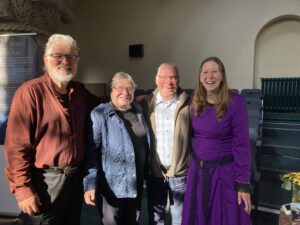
[{"x1": 189, "y1": 151, "x2": 234, "y2": 225}]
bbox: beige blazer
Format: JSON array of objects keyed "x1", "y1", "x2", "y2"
[{"x1": 140, "y1": 88, "x2": 192, "y2": 178}]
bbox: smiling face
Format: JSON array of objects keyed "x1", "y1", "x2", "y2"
[
  {"x1": 199, "y1": 60, "x2": 223, "y2": 95},
  {"x1": 110, "y1": 78, "x2": 134, "y2": 110},
  {"x1": 155, "y1": 64, "x2": 179, "y2": 101},
  {"x1": 44, "y1": 42, "x2": 79, "y2": 85}
]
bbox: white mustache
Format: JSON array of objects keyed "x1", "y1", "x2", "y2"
[{"x1": 58, "y1": 65, "x2": 72, "y2": 70}]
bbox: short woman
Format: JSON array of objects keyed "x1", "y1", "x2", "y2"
[{"x1": 83, "y1": 72, "x2": 150, "y2": 225}]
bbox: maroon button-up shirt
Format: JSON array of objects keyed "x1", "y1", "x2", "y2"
[{"x1": 4, "y1": 73, "x2": 101, "y2": 202}]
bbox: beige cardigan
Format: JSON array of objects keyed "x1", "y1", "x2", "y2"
[{"x1": 140, "y1": 88, "x2": 191, "y2": 178}]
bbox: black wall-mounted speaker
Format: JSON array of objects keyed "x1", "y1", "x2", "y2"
[{"x1": 129, "y1": 44, "x2": 143, "y2": 58}]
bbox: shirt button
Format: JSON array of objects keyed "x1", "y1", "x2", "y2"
[
  {"x1": 133, "y1": 193, "x2": 137, "y2": 197},
  {"x1": 133, "y1": 173, "x2": 136, "y2": 178}
]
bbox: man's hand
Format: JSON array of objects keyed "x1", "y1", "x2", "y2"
[
  {"x1": 18, "y1": 194, "x2": 42, "y2": 215},
  {"x1": 84, "y1": 190, "x2": 96, "y2": 206},
  {"x1": 238, "y1": 192, "x2": 251, "y2": 214}
]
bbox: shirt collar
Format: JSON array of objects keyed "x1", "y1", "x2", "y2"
[
  {"x1": 45, "y1": 72, "x2": 74, "y2": 98},
  {"x1": 155, "y1": 92, "x2": 179, "y2": 106}
]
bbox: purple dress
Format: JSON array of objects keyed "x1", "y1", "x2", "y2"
[{"x1": 182, "y1": 93, "x2": 252, "y2": 225}]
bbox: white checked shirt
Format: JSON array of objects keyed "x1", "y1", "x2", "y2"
[{"x1": 154, "y1": 92, "x2": 179, "y2": 169}]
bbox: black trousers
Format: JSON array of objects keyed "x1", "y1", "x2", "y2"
[
  {"x1": 98, "y1": 182, "x2": 143, "y2": 225},
  {"x1": 101, "y1": 195, "x2": 142, "y2": 225},
  {"x1": 15, "y1": 168, "x2": 83, "y2": 225}
]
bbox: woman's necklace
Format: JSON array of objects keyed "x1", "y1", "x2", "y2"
[{"x1": 207, "y1": 95, "x2": 217, "y2": 104}]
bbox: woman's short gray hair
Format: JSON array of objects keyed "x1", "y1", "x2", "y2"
[
  {"x1": 110, "y1": 72, "x2": 137, "y2": 90},
  {"x1": 45, "y1": 34, "x2": 79, "y2": 55}
]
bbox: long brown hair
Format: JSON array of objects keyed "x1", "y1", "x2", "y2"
[{"x1": 192, "y1": 56, "x2": 230, "y2": 119}]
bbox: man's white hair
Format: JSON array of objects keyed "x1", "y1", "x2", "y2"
[{"x1": 45, "y1": 34, "x2": 79, "y2": 55}]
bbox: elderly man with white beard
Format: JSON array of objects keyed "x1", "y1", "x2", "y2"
[{"x1": 4, "y1": 34, "x2": 101, "y2": 225}]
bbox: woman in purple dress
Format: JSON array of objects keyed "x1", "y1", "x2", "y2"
[{"x1": 182, "y1": 57, "x2": 252, "y2": 225}]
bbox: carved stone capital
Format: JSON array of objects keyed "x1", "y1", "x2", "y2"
[
  {"x1": 0, "y1": 0, "x2": 75, "y2": 36},
  {"x1": 0, "y1": 0, "x2": 14, "y2": 21}
]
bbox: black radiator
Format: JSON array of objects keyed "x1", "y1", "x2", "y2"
[{"x1": 261, "y1": 77, "x2": 300, "y2": 113}]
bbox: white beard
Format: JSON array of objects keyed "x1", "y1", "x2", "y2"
[
  {"x1": 49, "y1": 72, "x2": 75, "y2": 82},
  {"x1": 47, "y1": 65, "x2": 76, "y2": 83}
]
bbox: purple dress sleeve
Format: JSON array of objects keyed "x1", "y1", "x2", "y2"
[{"x1": 230, "y1": 95, "x2": 251, "y2": 184}]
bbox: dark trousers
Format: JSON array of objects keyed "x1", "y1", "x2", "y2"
[
  {"x1": 100, "y1": 190, "x2": 142, "y2": 225},
  {"x1": 147, "y1": 176, "x2": 186, "y2": 225},
  {"x1": 15, "y1": 168, "x2": 83, "y2": 225}
]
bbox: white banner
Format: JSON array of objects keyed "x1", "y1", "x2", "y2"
[
  {"x1": 0, "y1": 33, "x2": 39, "y2": 215},
  {"x1": 0, "y1": 33, "x2": 39, "y2": 145}
]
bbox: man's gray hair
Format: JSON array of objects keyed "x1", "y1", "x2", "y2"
[
  {"x1": 45, "y1": 34, "x2": 79, "y2": 55},
  {"x1": 110, "y1": 72, "x2": 137, "y2": 90},
  {"x1": 156, "y1": 63, "x2": 180, "y2": 78}
]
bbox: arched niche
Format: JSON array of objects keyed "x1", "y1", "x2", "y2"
[{"x1": 254, "y1": 15, "x2": 300, "y2": 88}]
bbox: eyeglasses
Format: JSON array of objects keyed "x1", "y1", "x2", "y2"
[
  {"x1": 157, "y1": 75, "x2": 178, "y2": 81},
  {"x1": 113, "y1": 86, "x2": 134, "y2": 93},
  {"x1": 49, "y1": 53, "x2": 79, "y2": 62}
]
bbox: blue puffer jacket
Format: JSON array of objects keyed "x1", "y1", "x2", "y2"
[{"x1": 83, "y1": 101, "x2": 150, "y2": 198}]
